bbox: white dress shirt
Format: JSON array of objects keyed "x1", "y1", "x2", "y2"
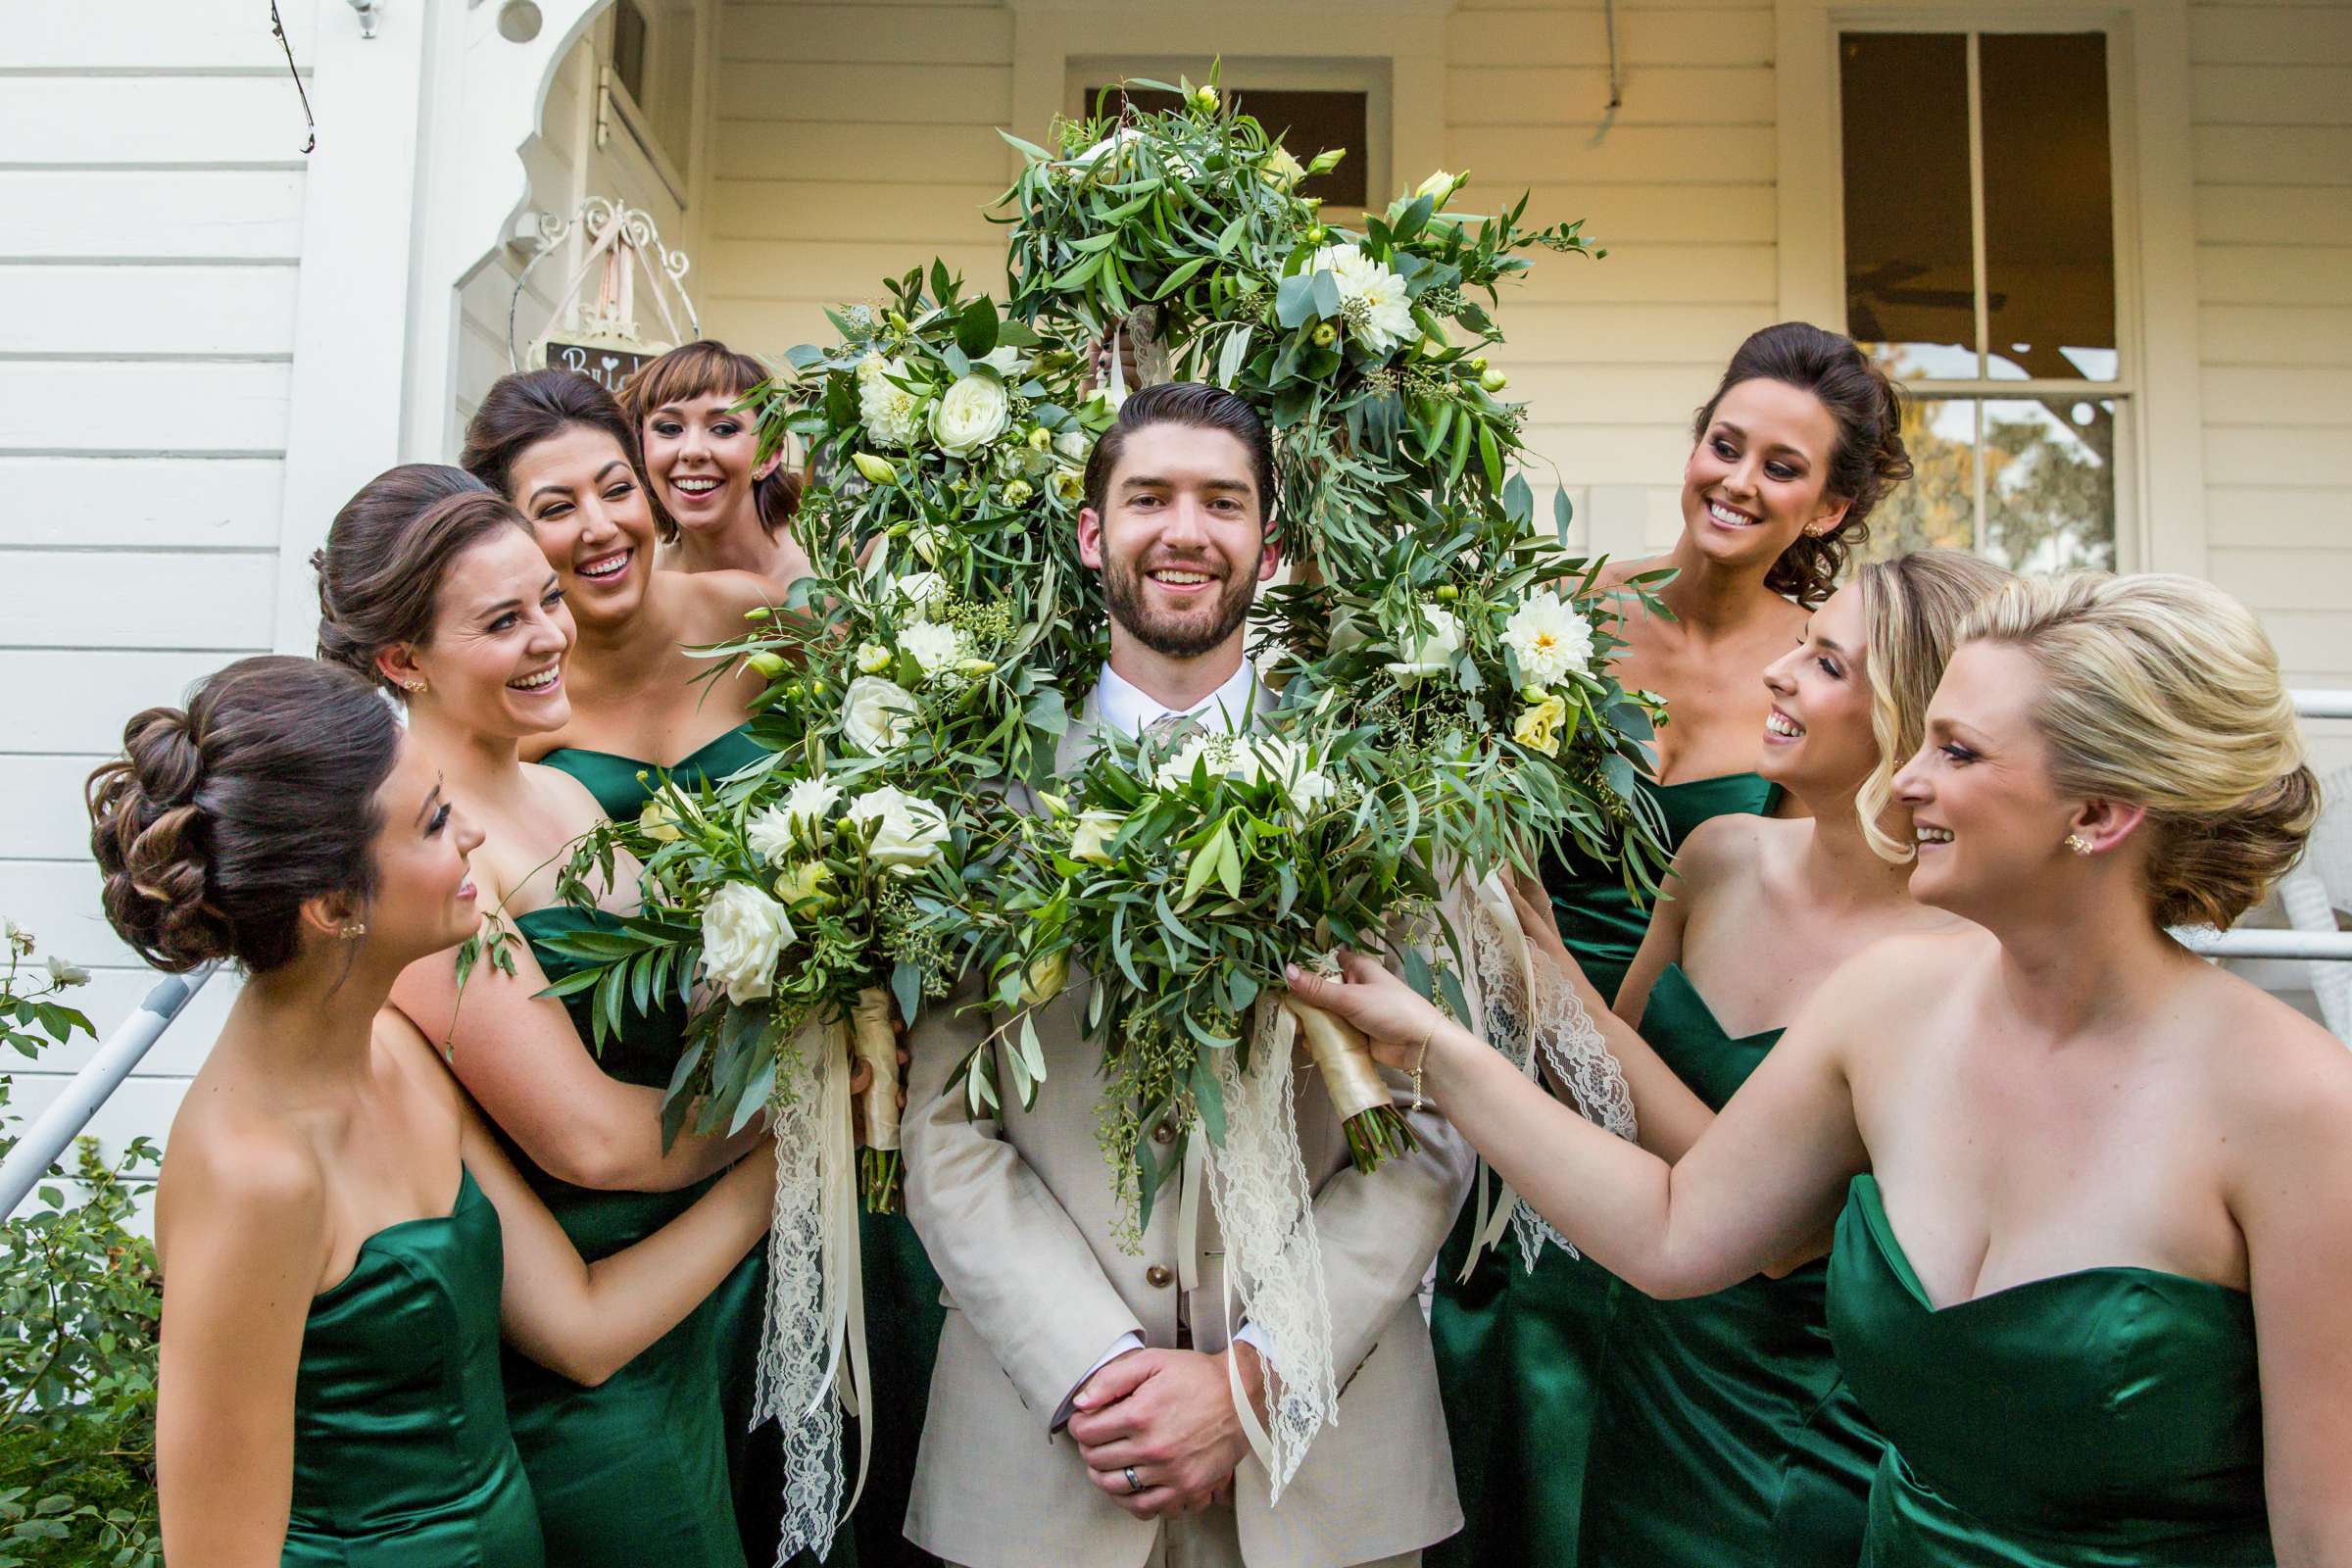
[{"x1": 1055, "y1": 654, "x2": 1269, "y2": 1430}]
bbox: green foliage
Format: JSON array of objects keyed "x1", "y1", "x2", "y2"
[{"x1": 0, "y1": 933, "x2": 161, "y2": 1568}]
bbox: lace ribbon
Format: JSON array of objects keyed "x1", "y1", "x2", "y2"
[
  {"x1": 1458, "y1": 868, "x2": 1638, "y2": 1275},
  {"x1": 752, "y1": 1014, "x2": 871, "y2": 1563},
  {"x1": 1195, "y1": 998, "x2": 1339, "y2": 1501}
]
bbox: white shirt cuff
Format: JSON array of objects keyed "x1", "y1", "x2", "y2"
[
  {"x1": 1053, "y1": 1331, "x2": 1145, "y2": 1432},
  {"x1": 1232, "y1": 1320, "x2": 1270, "y2": 1358}
]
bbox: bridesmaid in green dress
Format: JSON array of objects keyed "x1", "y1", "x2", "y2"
[
  {"x1": 1434, "y1": 321, "x2": 1916, "y2": 1564},
  {"x1": 623, "y1": 340, "x2": 951, "y2": 1568},
  {"x1": 316, "y1": 462, "x2": 776, "y2": 1568},
  {"x1": 1296, "y1": 570, "x2": 2350, "y2": 1565},
  {"x1": 89, "y1": 657, "x2": 782, "y2": 1567},
  {"x1": 1496, "y1": 552, "x2": 2010, "y2": 1568}
]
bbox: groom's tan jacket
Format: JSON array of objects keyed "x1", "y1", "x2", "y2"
[{"x1": 900, "y1": 701, "x2": 1471, "y2": 1568}]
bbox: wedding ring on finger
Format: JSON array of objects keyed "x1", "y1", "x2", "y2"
[{"x1": 1124, "y1": 1465, "x2": 1144, "y2": 1494}]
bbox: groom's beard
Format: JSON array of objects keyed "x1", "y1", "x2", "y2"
[{"x1": 1102, "y1": 553, "x2": 1257, "y2": 661}]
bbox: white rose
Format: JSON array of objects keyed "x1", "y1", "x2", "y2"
[
  {"x1": 700, "y1": 881, "x2": 793, "y2": 1005},
  {"x1": 856, "y1": 641, "x2": 893, "y2": 674},
  {"x1": 900, "y1": 620, "x2": 965, "y2": 683},
  {"x1": 1070, "y1": 808, "x2": 1126, "y2": 863},
  {"x1": 841, "y1": 675, "x2": 918, "y2": 754},
  {"x1": 43, "y1": 955, "x2": 90, "y2": 988},
  {"x1": 1385, "y1": 604, "x2": 1464, "y2": 683},
  {"x1": 1502, "y1": 591, "x2": 1595, "y2": 687},
  {"x1": 1054, "y1": 428, "x2": 1091, "y2": 464},
  {"x1": 781, "y1": 774, "x2": 844, "y2": 834},
  {"x1": 844, "y1": 785, "x2": 951, "y2": 875},
  {"x1": 892, "y1": 570, "x2": 949, "y2": 621},
  {"x1": 932, "y1": 372, "x2": 1011, "y2": 458}
]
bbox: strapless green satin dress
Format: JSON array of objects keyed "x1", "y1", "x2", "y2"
[
  {"x1": 507, "y1": 904, "x2": 764, "y2": 1568},
  {"x1": 1831, "y1": 1174, "x2": 2273, "y2": 1567},
  {"x1": 1580, "y1": 966, "x2": 1881, "y2": 1568},
  {"x1": 1431, "y1": 772, "x2": 1780, "y2": 1567},
  {"x1": 539, "y1": 726, "x2": 947, "y2": 1567},
  {"x1": 286, "y1": 1169, "x2": 544, "y2": 1566}
]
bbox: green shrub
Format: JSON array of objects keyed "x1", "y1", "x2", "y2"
[{"x1": 0, "y1": 925, "x2": 162, "y2": 1568}]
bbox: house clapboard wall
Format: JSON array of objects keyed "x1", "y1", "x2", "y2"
[{"x1": 4, "y1": 0, "x2": 2347, "y2": 1173}]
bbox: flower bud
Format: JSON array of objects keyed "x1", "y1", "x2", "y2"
[
  {"x1": 1019, "y1": 950, "x2": 1070, "y2": 1006},
  {"x1": 1469, "y1": 357, "x2": 1490, "y2": 373},
  {"x1": 956, "y1": 658, "x2": 999, "y2": 678},
  {"x1": 745, "y1": 606, "x2": 773, "y2": 621},
  {"x1": 1304, "y1": 224, "x2": 1328, "y2": 245},
  {"x1": 1311, "y1": 322, "x2": 1338, "y2": 348},
  {"x1": 852, "y1": 452, "x2": 900, "y2": 486},
  {"x1": 746, "y1": 652, "x2": 787, "y2": 679},
  {"x1": 856, "y1": 642, "x2": 893, "y2": 675},
  {"x1": 1026, "y1": 425, "x2": 1054, "y2": 452},
  {"x1": 1003, "y1": 478, "x2": 1034, "y2": 507},
  {"x1": 1190, "y1": 84, "x2": 1219, "y2": 115},
  {"x1": 1480, "y1": 368, "x2": 1509, "y2": 393},
  {"x1": 1435, "y1": 584, "x2": 1459, "y2": 602}
]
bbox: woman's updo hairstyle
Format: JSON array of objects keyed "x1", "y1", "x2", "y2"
[
  {"x1": 618, "y1": 340, "x2": 803, "y2": 542},
  {"x1": 1852, "y1": 550, "x2": 2017, "y2": 863},
  {"x1": 314, "y1": 464, "x2": 529, "y2": 695},
  {"x1": 87, "y1": 657, "x2": 402, "y2": 974},
  {"x1": 1694, "y1": 321, "x2": 1914, "y2": 606},
  {"x1": 461, "y1": 368, "x2": 639, "y2": 503},
  {"x1": 1960, "y1": 572, "x2": 2318, "y2": 929}
]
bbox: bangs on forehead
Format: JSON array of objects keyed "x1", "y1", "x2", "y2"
[{"x1": 621, "y1": 340, "x2": 765, "y2": 421}]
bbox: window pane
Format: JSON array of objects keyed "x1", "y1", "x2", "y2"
[
  {"x1": 1981, "y1": 34, "x2": 2116, "y2": 382},
  {"x1": 1841, "y1": 33, "x2": 1976, "y2": 375},
  {"x1": 1860, "y1": 398, "x2": 1977, "y2": 563},
  {"x1": 1983, "y1": 398, "x2": 2117, "y2": 571}
]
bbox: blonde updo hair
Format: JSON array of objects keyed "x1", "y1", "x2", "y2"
[
  {"x1": 1852, "y1": 551, "x2": 2018, "y2": 863},
  {"x1": 1958, "y1": 572, "x2": 2317, "y2": 929}
]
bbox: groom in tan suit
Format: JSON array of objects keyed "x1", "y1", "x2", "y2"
[{"x1": 901, "y1": 384, "x2": 1471, "y2": 1568}]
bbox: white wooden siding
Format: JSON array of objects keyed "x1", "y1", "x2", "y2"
[
  {"x1": 2190, "y1": 1, "x2": 2352, "y2": 770},
  {"x1": 0, "y1": 0, "x2": 315, "y2": 1164}
]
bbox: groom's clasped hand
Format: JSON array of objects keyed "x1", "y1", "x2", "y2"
[{"x1": 1067, "y1": 1343, "x2": 1269, "y2": 1520}]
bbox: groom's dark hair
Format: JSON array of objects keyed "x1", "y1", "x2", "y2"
[{"x1": 1082, "y1": 381, "x2": 1278, "y2": 540}]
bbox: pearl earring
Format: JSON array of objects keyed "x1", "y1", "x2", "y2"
[{"x1": 2064, "y1": 833, "x2": 2093, "y2": 857}]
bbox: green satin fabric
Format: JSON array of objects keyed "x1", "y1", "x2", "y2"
[
  {"x1": 539, "y1": 725, "x2": 773, "y2": 822},
  {"x1": 1580, "y1": 966, "x2": 1882, "y2": 1568},
  {"x1": 1831, "y1": 1174, "x2": 2273, "y2": 1567},
  {"x1": 285, "y1": 1170, "x2": 544, "y2": 1567},
  {"x1": 529, "y1": 727, "x2": 947, "y2": 1566},
  {"x1": 508, "y1": 905, "x2": 764, "y2": 1568},
  {"x1": 1431, "y1": 772, "x2": 1781, "y2": 1566}
]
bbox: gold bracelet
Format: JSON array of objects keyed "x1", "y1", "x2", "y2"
[{"x1": 1408, "y1": 1021, "x2": 1437, "y2": 1113}]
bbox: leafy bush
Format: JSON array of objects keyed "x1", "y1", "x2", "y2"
[{"x1": 0, "y1": 925, "x2": 161, "y2": 1568}]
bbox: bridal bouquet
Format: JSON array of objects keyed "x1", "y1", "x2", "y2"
[
  {"x1": 953, "y1": 714, "x2": 1469, "y2": 1241},
  {"x1": 999, "y1": 72, "x2": 1601, "y2": 580}
]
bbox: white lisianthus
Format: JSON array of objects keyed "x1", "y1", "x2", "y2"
[
  {"x1": 891, "y1": 570, "x2": 950, "y2": 621},
  {"x1": 858, "y1": 356, "x2": 921, "y2": 449},
  {"x1": 932, "y1": 372, "x2": 1012, "y2": 457},
  {"x1": 1152, "y1": 736, "x2": 1213, "y2": 790},
  {"x1": 1414, "y1": 170, "x2": 1464, "y2": 206},
  {"x1": 1308, "y1": 243, "x2": 1415, "y2": 357},
  {"x1": 1052, "y1": 467, "x2": 1085, "y2": 503},
  {"x1": 1502, "y1": 591, "x2": 1596, "y2": 687},
  {"x1": 978, "y1": 345, "x2": 1025, "y2": 377},
  {"x1": 841, "y1": 675, "x2": 918, "y2": 755},
  {"x1": 1385, "y1": 604, "x2": 1464, "y2": 683},
  {"x1": 1261, "y1": 145, "x2": 1308, "y2": 191},
  {"x1": 856, "y1": 641, "x2": 893, "y2": 674},
  {"x1": 899, "y1": 620, "x2": 966, "y2": 683},
  {"x1": 1054, "y1": 428, "x2": 1091, "y2": 464},
  {"x1": 701, "y1": 881, "x2": 793, "y2": 1005},
  {"x1": 909, "y1": 523, "x2": 953, "y2": 566},
  {"x1": 745, "y1": 806, "x2": 800, "y2": 867},
  {"x1": 1069, "y1": 808, "x2": 1127, "y2": 864},
  {"x1": 844, "y1": 785, "x2": 951, "y2": 875},
  {"x1": 781, "y1": 774, "x2": 845, "y2": 835}
]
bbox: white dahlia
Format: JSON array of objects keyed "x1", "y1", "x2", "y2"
[
  {"x1": 1502, "y1": 591, "x2": 1595, "y2": 687},
  {"x1": 1309, "y1": 242, "x2": 1415, "y2": 357}
]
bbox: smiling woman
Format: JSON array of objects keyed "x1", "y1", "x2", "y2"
[{"x1": 619, "y1": 338, "x2": 813, "y2": 592}]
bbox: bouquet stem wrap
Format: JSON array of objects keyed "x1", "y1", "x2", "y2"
[
  {"x1": 1284, "y1": 991, "x2": 1418, "y2": 1174},
  {"x1": 851, "y1": 987, "x2": 902, "y2": 1213},
  {"x1": 1457, "y1": 868, "x2": 1638, "y2": 1277},
  {"x1": 753, "y1": 1015, "x2": 871, "y2": 1563}
]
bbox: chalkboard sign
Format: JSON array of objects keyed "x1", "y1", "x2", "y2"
[{"x1": 547, "y1": 340, "x2": 658, "y2": 394}]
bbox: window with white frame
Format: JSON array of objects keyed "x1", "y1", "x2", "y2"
[{"x1": 1839, "y1": 28, "x2": 2126, "y2": 571}]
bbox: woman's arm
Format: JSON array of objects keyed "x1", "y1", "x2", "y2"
[
  {"x1": 392, "y1": 930, "x2": 760, "y2": 1193},
  {"x1": 154, "y1": 1136, "x2": 326, "y2": 1566},
  {"x1": 1287, "y1": 949, "x2": 1870, "y2": 1298},
  {"x1": 2233, "y1": 1017, "x2": 2352, "y2": 1565},
  {"x1": 1506, "y1": 865, "x2": 1716, "y2": 1161}
]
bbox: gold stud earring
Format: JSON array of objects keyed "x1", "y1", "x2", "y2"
[
  {"x1": 402, "y1": 679, "x2": 426, "y2": 696},
  {"x1": 338, "y1": 922, "x2": 368, "y2": 940},
  {"x1": 2064, "y1": 833, "x2": 2093, "y2": 857}
]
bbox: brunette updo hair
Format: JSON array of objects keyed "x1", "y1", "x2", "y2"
[
  {"x1": 87, "y1": 657, "x2": 402, "y2": 974},
  {"x1": 1694, "y1": 322, "x2": 1914, "y2": 606},
  {"x1": 618, "y1": 340, "x2": 803, "y2": 542},
  {"x1": 314, "y1": 464, "x2": 530, "y2": 695},
  {"x1": 1959, "y1": 572, "x2": 2318, "y2": 930},
  {"x1": 461, "y1": 368, "x2": 640, "y2": 503},
  {"x1": 1851, "y1": 550, "x2": 2016, "y2": 863}
]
